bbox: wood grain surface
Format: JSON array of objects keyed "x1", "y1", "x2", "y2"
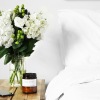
[{"x1": 0, "y1": 79, "x2": 45, "y2": 100}]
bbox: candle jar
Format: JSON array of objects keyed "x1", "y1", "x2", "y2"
[{"x1": 22, "y1": 73, "x2": 37, "y2": 93}]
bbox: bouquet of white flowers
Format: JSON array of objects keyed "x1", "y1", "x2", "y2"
[{"x1": 0, "y1": 4, "x2": 47, "y2": 86}]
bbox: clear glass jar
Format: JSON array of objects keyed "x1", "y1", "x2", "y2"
[
  {"x1": 9, "y1": 56, "x2": 25, "y2": 87},
  {"x1": 22, "y1": 73, "x2": 37, "y2": 93}
]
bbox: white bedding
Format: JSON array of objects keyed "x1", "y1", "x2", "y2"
[
  {"x1": 45, "y1": 9, "x2": 100, "y2": 100},
  {"x1": 45, "y1": 66, "x2": 100, "y2": 100},
  {"x1": 60, "y1": 80, "x2": 100, "y2": 100}
]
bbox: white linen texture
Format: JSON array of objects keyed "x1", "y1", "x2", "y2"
[
  {"x1": 59, "y1": 9, "x2": 100, "y2": 67},
  {"x1": 45, "y1": 9, "x2": 100, "y2": 100}
]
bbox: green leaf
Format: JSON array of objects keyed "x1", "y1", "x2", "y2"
[
  {"x1": 0, "y1": 46, "x2": 4, "y2": 51},
  {"x1": 4, "y1": 54, "x2": 12, "y2": 65},
  {"x1": 12, "y1": 42, "x2": 22, "y2": 49},
  {"x1": 26, "y1": 50, "x2": 34, "y2": 56},
  {"x1": 22, "y1": 50, "x2": 34, "y2": 57},
  {"x1": 18, "y1": 45, "x2": 27, "y2": 52},
  {"x1": 0, "y1": 49, "x2": 8, "y2": 58},
  {"x1": 27, "y1": 39, "x2": 37, "y2": 52}
]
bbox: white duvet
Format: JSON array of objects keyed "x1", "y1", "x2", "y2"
[
  {"x1": 45, "y1": 66, "x2": 100, "y2": 100},
  {"x1": 60, "y1": 80, "x2": 100, "y2": 100}
]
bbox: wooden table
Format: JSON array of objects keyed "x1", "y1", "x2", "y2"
[{"x1": 0, "y1": 79, "x2": 45, "y2": 100}]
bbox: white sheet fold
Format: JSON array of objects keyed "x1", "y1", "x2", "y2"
[{"x1": 61, "y1": 80, "x2": 100, "y2": 100}]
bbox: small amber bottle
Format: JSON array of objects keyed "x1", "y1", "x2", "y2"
[{"x1": 22, "y1": 73, "x2": 37, "y2": 93}]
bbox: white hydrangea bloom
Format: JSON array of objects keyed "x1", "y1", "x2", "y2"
[
  {"x1": 0, "y1": 10, "x2": 14, "y2": 48},
  {"x1": 35, "y1": 19, "x2": 41, "y2": 26},
  {"x1": 14, "y1": 17, "x2": 25, "y2": 28},
  {"x1": 22, "y1": 12, "x2": 47, "y2": 40},
  {"x1": 30, "y1": 13, "x2": 37, "y2": 20},
  {"x1": 0, "y1": 38, "x2": 3, "y2": 46},
  {"x1": 4, "y1": 38, "x2": 14, "y2": 48}
]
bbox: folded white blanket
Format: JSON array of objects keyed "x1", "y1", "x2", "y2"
[
  {"x1": 61, "y1": 80, "x2": 100, "y2": 100},
  {"x1": 45, "y1": 66, "x2": 100, "y2": 100}
]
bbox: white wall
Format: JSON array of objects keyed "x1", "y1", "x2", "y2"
[
  {"x1": 1, "y1": 0, "x2": 100, "y2": 12},
  {"x1": 0, "y1": 0, "x2": 100, "y2": 83}
]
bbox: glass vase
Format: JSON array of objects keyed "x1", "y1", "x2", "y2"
[{"x1": 9, "y1": 56, "x2": 26, "y2": 87}]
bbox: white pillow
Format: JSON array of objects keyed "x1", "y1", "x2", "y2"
[{"x1": 58, "y1": 9, "x2": 100, "y2": 67}]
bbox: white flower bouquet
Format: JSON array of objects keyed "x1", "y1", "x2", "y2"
[{"x1": 0, "y1": 4, "x2": 47, "y2": 86}]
